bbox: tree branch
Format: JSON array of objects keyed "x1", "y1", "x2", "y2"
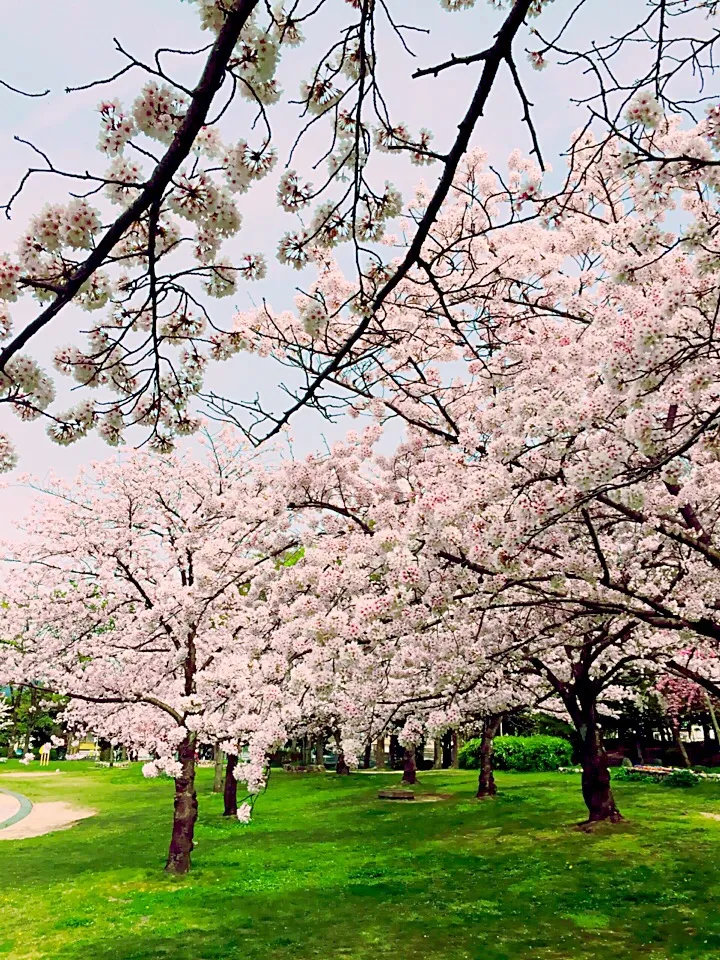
[
  {"x1": 0, "y1": 0, "x2": 260, "y2": 375},
  {"x1": 258, "y1": 0, "x2": 535, "y2": 441}
]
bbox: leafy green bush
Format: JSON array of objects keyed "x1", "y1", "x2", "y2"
[
  {"x1": 459, "y1": 735, "x2": 572, "y2": 772},
  {"x1": 664, "y1": 769, "x2": 700, "y2": 788},
  {"x1": 495, "y1": 736, "x2": 573, "y2": 771},
  {"x1": 503, "y1": 712, "x2": 576, "y2": 741},
  {"x1": 457, "y1": 738, "x2": 483, "y2": 769},
  {"x1": 612, "y1": 767, "x2": 658, "y2": 783},
  {"x1": 612, "y1": 767, "x2": 701, "y2": 787}
]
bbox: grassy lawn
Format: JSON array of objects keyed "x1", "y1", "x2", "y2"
[{"x1": 2, "y1": 763, "x2": 720, "y2": 959}]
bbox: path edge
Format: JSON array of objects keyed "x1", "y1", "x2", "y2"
[{"x1": 0, "y1": 787, "x2": 33, "y2": 830}]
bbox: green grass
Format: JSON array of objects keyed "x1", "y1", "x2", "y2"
[{"x1": 2, "y1": 762, "x2": 720, "y2": 959}]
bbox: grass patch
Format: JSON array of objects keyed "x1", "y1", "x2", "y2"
[{"x1": 1, "y1": 762, "x2": 720, "y2": 959}]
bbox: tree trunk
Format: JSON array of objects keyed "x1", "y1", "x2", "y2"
[
  {"x1": 334, "y1": 731, "x2": 350, "y2": 774},
  {"x1": 374, "y1": 737, "x2": 385, "y2": 770},
  {"x1": 706, "y1": 693, "x2": 720, "y2": 748},
  {"x1": 223, "y1": 753, "x2": 238, "y2": 816},
  {"x1": 441, "y1": 731, "x2": 453, "y2": 768},
  {"x1": 165, "y1": 736, "x2": 198, "y2": 875},
  {"x1": 212, "y1": 743, "x2": 224, "y2": 793},
  {"x1": 451, "y1": 730, "x2": 459, "y2": 769},
  {"x1": 433, "y1": 737, "x2": 443, "y2": 770},
  {"x1": 389, "y1": 734, "x2": 402, "y2": 769},
  {"x1": 24, "y1": 688, "x2": 37, "y2": 754},
  {"x1": 579, "y1": 718, "x2": 621, "y2": 825},
  {"x1": 476, "y1": 716, "x2": 501, "y2": 799},
  {"x1": 362, "y1": 741, "x2": 372, "y2": 769},
  {"x1": 314, "y1": 735, "x2": 325, "y2": 767},
  {"x1": 671, "y1": 720, "x2": 692, "y2": 768},
  {"x1": 534, "y1": 652, "x2": 624, "y2": 827},
  {"x1": 400, "y1": 748, "x2": 417, "y2": 785}
]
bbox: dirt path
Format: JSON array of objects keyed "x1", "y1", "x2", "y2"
[
  {"x1": 0, "y1": 801, "x2": 96, "y2": 840},
  {"x1": 0, "y1": 784, "x2": 95, "y2": 840}
]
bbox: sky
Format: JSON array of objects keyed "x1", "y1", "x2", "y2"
[{"x1": 0, "y1": 0, "x2": 631, "y2": 535}]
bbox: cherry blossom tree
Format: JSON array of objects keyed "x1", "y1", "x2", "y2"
[
  {"x1": 4, "y1": 16, "x2": 720, "y2": 848},
  {"x1": 654, "y1": 673, "x2": 707, "y2": 766},
  {"x1": 270, "y1": 428, "x2": 687, "y2": 821},
  {"x1": 0, "y1": 435, "x2": 300, "y2": 873},
  {"x1": 240, "y1": 101, "x2": 720, "y2": 815}
]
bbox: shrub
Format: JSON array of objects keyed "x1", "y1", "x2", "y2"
[
  {"x1": 459, "y1": 735, "x2": 573, "y2": 772},
  {"x1": 664, "y1": 769, "x2": 700, "y2": 788},
  {"x1": 457, "y1": 738, "x2": 483, "y2": 770},
  {"x1": 495, "y1": 736, "x2": 573, "y2": 771},
  {"x1": 503, "y1": 712, "x2": 576, "y2": 741},
  {"x1": 612, "y1": 767, "x2": 658, "y2": 783}
]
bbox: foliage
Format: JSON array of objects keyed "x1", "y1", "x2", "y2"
[
  {"x1": 612, "y1": 768, "x2": 659, "y2": 784},
  {"x1": 493, "y1": 736, "x2": 574, "y2": 772},
  {"x1": 457, "y1": 738, "x2": 484, "y2": 770},
  {"x1": 0, "y1": 686, "x2": 65, "y2": 755},
  {"x1": 459, "y1": 735, "x2": 572, "y2": 772},
  {"x1": 664, "y1": 770, "x2": 701, "y2": 788},
  {"x1": 502, "y1": 712, "x2": 575, "y2": 742},
  {"x1": 613, "y1": 767, "x2": 701, "y2": 788}
]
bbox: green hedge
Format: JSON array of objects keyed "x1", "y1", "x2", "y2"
[{"x1": 459, "y1": 735, "x2": 573, "y2": 772}]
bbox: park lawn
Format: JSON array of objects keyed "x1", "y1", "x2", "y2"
[{"x1": 1, "y1": 765, "x2": 720, "y2": 960}]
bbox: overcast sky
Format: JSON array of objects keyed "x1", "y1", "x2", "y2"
[{"x1": 0, "y1": 0, "x2": 629, "y2": 534}]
